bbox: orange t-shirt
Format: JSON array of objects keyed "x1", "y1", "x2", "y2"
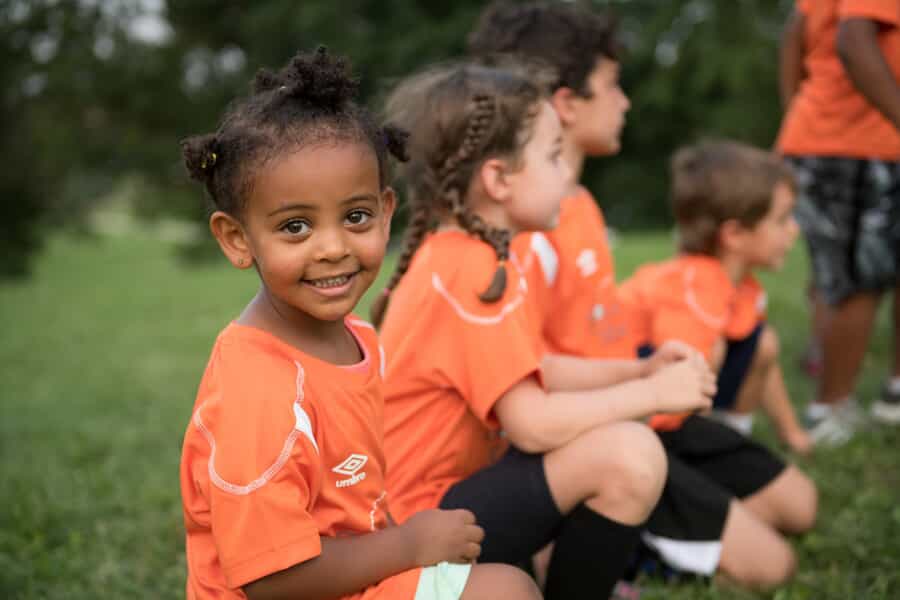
[
  {"x1": 381, "y1": 231, "x2": 543, "y2": 522},
  {"x1": 619, "y1": 255, "x2": 767, "y2": 431},
  {"x1": 776, "y1": 0, "x2": 900, "y2": 160},
  {"x1": 510, "y1": 188, "x2": 637, "y2": 360},
  {"x1": 180, "y1": 318, "x2": 420, "y2": 600}
]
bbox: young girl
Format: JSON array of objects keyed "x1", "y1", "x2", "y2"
[
  {"x1": 178, "y1": 48, "x2": 541, "y2": 600},
  {"x1": 372, "y1": 62, "x2": 716, "y2": 600}
]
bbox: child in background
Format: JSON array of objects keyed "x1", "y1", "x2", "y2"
[
  {"x1": 178, "y1": 48, "x2": 541, "y2": 600},
  {"x1": 778, "y1": 0, "x2": 900, "y2": 442},
  {"x1": 467, "y1": 3, "x2": 816, "y2": 589},
  {"x1": 621, "y1": 142, "x2": 811, "y2": 454},
  {"x1": 373, "y1": 61, "x2": 715, "y2": 600},
  {"x1": 619, "y1": 141, "x2": 817, "y2": 586}
]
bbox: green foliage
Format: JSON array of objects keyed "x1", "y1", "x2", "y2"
[
  {"x1": 1, "y1": 231, "x2": 898, "y2": 599},
  {"x1": 6, "y1": 0, "x2": 794, "y2": 275}
]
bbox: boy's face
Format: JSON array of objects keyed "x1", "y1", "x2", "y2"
[
  {"x1": 567, "y1": 58, "x2": 630, "y2": 156},
  {"x1": 739, "y1": 181, "x2": 799, "y2": 270}
]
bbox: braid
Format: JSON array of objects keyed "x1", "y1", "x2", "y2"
[
  {"x1": 442, "y1": 95, "x2": 510, "y2": 302},
  {"x1": 371, "y1": 203, "x2": 434, "y2": 327}
]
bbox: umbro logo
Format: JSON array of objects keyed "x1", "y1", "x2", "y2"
[{"x1": 333, "y1": 453, "x2": 368, "y2": 488}]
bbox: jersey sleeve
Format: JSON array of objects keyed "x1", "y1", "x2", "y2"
[
  {"x1": 188, "y1": 341, "x2": 324, "y2": 589},
  {"x1": 431, "y1": 254, "x2": 543, "y2": 427},
  {"x1": 839, "y1": 0, "x2": 900, "y2": 27}
]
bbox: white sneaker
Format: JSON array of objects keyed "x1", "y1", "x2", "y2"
[
  {"x1": 871, "y1": 384, "x2": 900, "y2": 425},
  {"x1": 806, "y1": 400, "x2": 866, "y2": 447}
]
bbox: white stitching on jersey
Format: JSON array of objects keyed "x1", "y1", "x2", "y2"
[
  {"x1": 431, "y1": 269, "x2": 526, "y2": 326},
  {"x1": 195, "y1": 360, "x2": 318, "y2": 496},
  {"x1": 683, "y1": 266, "x2": 726, "y2": 329},
  {"x1": 369, "y1": 490, "x2": 387, "y2": 531}
]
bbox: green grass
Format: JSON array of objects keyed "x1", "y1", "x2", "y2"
[{"x1": 0, "y1": 231, "x2": 897, "y2": 599}]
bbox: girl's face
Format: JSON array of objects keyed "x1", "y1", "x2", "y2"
[
  {"x1": 227, "y1": 142, "x2": 394, "y2": 325},
  {"x1": 505, "y1": 101, "x2": 572, "y2": 232}
]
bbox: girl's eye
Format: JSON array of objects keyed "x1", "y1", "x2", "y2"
[
  {"x1": 282, "y1": 220, "x2": 310, "y2": 235},
  {"x1": 346, "y1": 210, "x2": 372, "y2": 226}
]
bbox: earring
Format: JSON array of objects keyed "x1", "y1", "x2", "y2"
[{"x1": 238, "y1": 258, "x2": 245, "y2": 266}]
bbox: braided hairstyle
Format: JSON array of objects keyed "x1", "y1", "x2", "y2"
[
  {"x1": 370, "y1": 62, "x2": 547, "y2": 327},
  {"x1": 181, "y1": 46, "x2": 408, "y2": 218}
]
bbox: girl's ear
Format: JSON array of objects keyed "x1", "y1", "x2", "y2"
[
  {"x1": 478, "y1": 157, "x2": 514, "y2": 205},
  {"x1": 209, "y1": 211, "x2": 254, "y2": 269},
  {"x1": 381, "y1": 187, "x2": 397, "y2": 238},
  {"x1": 550, "y1": 86, "x2": 577, "y2": 128}
]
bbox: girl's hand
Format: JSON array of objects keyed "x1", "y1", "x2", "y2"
[
  {"x1": 647, "y1": 358, "x2": 716, "y2": 414},
  {"x1": 643, "y1": 340, "x2": 704, "y2": 376},
  {"x1": 402, "y1": 509, "x2": 484, "y2": 566}
]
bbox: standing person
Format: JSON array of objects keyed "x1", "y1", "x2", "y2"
[
  {"x1": 178, "y1": 47, "x2": 542, "y2": 600},
  {"x1": 468, "y1": 1, "x2": 816, "y2": 589},
  {"x1": 777, "y1": 0, "x2": 900, "y2": 441},
  {"x1": 374, "y1": 61, "x2": 715, "y2": 600}
]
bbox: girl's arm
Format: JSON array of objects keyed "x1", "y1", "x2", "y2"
[
  {"x1": 780, "y1": 9, "x2": 807, "y2": 109},
  {"x1": 837, "y1": 18, "x2": 900, "y2": 130},
  {"x1": 541, "y1": 340, "x2": 705, "y2": 392},
  {"x1": 244, "y1": 509, "x2": 481, "y2": 600},
  {"x1": 494, "y1": 358, "x2": 715, "y2": 454}
]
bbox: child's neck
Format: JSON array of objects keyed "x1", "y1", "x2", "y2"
[
  {"x1": 717, "y1": 251, "x2": 751, "y2": 286},
  {"x1": 562, "y1": 135, "x2": 586, "y2": 181},
  {"x1": 239, "y1": 288, "x2": 362, "y2": 366}
]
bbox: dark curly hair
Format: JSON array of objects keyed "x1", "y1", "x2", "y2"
[
  {"x1": 467, "y1": 1, "x2": 620, "y2": 97},
  {"x1": 371, "y1": 62, "x2": 549, "y2": 327},
  {"x1": 181, "y1": 46, "x2": 408, "y2": 216}
]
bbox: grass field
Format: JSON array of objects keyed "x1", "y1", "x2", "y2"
[{"x1": 1, "y1": 230, "x2": 897, "y2": 599}]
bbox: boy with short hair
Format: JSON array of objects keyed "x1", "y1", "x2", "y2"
[{"x1": 620, "y1": 140, "x2": 810, "y2": 452}]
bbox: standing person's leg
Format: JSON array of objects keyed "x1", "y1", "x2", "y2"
[
  {"x1": 791, "y1": 156, "x2": 880, "y2": 444},
  {"x1": 440, "y1": 421, "x2": 666, "y2": 600}
]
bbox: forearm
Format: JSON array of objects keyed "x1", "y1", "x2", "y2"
[
  {"x1": 243, "y1": 527, "x2": 416, "y2": 600},
  {"x1": 541, "y1": 353, "x2": 648, "y2": 392},
  {"x1": 780, "y1": 10, "x2": 807, "y2": 108},
  {"x1": 838, "y1": 19, "x2": 900, "y2": 129},
  {"x1": 503, "y1": 377, "x2": 658, "y2": 453}
]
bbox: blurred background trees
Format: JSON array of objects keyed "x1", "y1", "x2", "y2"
[{"x1": 3, "y1": 0, "x2": 791, "y2": 277}]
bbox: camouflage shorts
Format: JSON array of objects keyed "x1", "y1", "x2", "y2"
[{"x1": 786, "y1": 155, "x2": 900, "y2": 305}]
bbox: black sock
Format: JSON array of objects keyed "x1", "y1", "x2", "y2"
[{"x1": 543, "y1": 504, "x2": 642, "y2": 600}]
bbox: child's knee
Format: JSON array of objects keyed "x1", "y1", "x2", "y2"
[
  {"x1": 462, "y1": 563, "x2": 541, "y2": 600},
  {"x1": 726, "y1": 540, "x2": 796, "y2": 590},
  {"x1": 782, "y1": 468, "x2": 818, "y2": 534},
  {"x1": 583, "y1": 422, "x2": 666, "y2": 514},
  {"x1": 755, "y1": 326, "x2": 780, "y2": 367}
]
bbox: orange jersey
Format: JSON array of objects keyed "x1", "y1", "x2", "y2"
[
  {"x1": 510, "y1": 188, "x2": 636, "y2": 360},
  {"x1": 776, "y1": 0, "x2": 900, "y2": 160},
  {"x1": 180, "y1": 319, "x2": 420, "y2": 600},
  {"x1": 619, "y1": 256, "x2": 767, "y2": 431},
  {"x1": 381, "y1": 231, "x2": 543, "y2": 522}
]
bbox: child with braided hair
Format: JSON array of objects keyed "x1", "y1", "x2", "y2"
[
  {"x1": 372, "y1": 62, "x2": 715, "y2": 600},
  {"x1": 178, "y1": 48, "x2": 541, "y2": 600}
]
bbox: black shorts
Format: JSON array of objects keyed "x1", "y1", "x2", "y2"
[
  {"x1": 639, "y1": 325, "x2": 764, "y2": 412},
  {"x1": 786, "y1": 155, "x2": 900, "y2": 304},
  {"x1": 439, "y1": 446, "x2": 562, "y2": 565},
  {"x1": 642, "y1": 416, "x2": 786, "y2": 575}
]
